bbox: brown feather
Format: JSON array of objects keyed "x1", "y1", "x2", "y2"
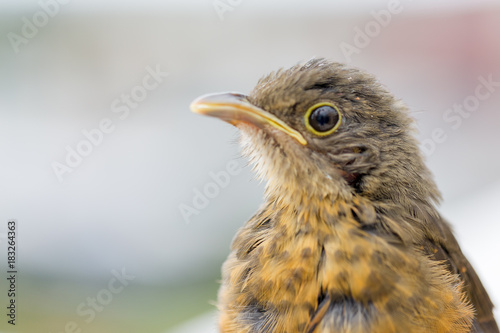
[{"x1": 194, "y1": 59, "x2": 498, "y2": 333}]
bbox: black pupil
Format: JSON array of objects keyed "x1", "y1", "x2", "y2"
[{"x1": 309, "y1": 106, "x2": 339, "y2": 132}]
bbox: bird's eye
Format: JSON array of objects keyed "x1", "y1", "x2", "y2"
[{"x1": 304, "y1": 102, "x2": 342, "y2": 136}]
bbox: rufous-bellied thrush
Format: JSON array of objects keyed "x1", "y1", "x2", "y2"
[{"x1": 190, "y1": 59, "x2": 499, "y2": 333}]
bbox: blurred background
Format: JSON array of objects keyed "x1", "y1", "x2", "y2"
[{"x1": 0, "y1": 0, "x2": 499, "y2": 332}]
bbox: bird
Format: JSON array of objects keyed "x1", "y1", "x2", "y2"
[{"x1": 190, "y1": 59, "x2": 499, "y2": 333}]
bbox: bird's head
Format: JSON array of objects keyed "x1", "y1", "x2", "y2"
[{"x1": 191, "y1": 59, "x2": 440, "y2": 208}]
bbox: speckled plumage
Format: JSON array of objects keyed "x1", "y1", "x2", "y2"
[{"x1": 194, "y1": 59, "x2": 498, "y2": 333}]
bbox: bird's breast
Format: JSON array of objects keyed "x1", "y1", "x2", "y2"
[
  {"x1": 220, "y1": 199, "x2": 398, "y2": 331},
  {"x1": 219, "y1": 198, "x2": 470, "y2": 333}
]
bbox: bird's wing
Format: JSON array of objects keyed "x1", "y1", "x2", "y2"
[{"x1": 423, "y1": 216, "x2": 499, "y2": 333}]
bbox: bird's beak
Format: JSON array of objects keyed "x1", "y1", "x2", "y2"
[{"x1": 190, "y1": 92, "x2": 307, "y2": 145}]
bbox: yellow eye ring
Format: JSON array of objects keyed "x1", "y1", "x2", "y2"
[{"x1": 304, "y1": 102, "x2": 342, "y2": 136}]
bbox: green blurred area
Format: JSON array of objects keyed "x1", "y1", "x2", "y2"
[{"x1": 0, "y1": 274, "x2": 219, "y2": 333}]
